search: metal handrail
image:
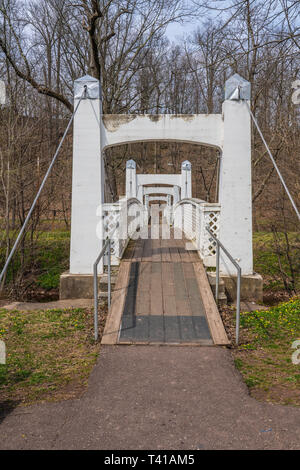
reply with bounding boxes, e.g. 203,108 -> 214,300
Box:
93,223 -> 118,341
206,226 -> 241,345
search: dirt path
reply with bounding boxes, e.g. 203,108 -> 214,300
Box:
0,345 -> 299,450
1,299 -> 93,311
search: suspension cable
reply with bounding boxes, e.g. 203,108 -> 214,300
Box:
0,87 -> 87,284
245,100 -> 300,222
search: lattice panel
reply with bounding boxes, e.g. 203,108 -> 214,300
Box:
103,210 -> 119,237
172,200 -> 220,264
103,209 -> 121,259
201,211 -> 220,257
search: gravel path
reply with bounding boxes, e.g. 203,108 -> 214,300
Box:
0,345 -> 299,450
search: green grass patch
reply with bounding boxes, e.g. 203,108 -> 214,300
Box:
0,307 -> 102,404
0,230 -> 70,292
253,232 -> 299,292
232,298 -> 300,406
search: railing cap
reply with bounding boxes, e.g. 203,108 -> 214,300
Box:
181,160 -> 192,171
126,159 -> 136,169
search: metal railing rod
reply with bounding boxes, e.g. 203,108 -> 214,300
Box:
93,238 -> 110,342
93,223 -> 119,342
107,239 -> 111,309
245,100 -> 300,222
206,226 -> 241,345
215,243 -> 220,303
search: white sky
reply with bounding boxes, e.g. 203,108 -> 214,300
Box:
166,19 -> 199,42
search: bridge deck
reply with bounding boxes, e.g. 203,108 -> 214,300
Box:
102,229 -> 229,346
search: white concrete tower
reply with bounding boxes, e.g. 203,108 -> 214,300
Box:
181,161 -> 192,199
219,74 -> 253,275
70,75 -> 104,274
126,159 -> 137,199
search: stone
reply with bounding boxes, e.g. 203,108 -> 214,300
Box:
211,272 -> 263,303
60,272 -> 116,300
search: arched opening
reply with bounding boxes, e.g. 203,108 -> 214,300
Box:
103,140 -> 221,204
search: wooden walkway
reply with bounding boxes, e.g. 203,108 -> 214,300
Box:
102,227 -> 229,346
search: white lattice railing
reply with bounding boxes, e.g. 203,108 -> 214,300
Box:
102,197 -> 148,265
173,199 -> 221,267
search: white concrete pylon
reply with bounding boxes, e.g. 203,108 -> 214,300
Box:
70,75 -> 104,274
126,159 -> 137,199
181,160 -> 192,199
219,73 -> 253,275
0,81 -> 5,105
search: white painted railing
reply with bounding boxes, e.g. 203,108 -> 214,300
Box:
172,199 -> 221,267
102,197 -> 148,265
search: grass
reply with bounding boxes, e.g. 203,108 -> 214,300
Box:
0,230 -> 70,296
34,231 -> 70,290
253,231 -> 300,294
224,298 -> 300,406
0,305 -> 107,405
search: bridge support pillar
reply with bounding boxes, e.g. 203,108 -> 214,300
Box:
181,161 -> 192,199
126,159 -> 137,199
219,74 -> 253,276
69,75 -> 104,275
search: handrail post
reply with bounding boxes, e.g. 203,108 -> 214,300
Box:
205,226 -> 241,346
216,243 -> 220,303
108,239 -> 111,309
93,263 -> 99,342
236,266 -> 241,345
93,226 -> 119,342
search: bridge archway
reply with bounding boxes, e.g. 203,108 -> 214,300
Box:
70,73 -> 253,276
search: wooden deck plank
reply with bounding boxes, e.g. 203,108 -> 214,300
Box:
122,239 -> 135,261
161,239 -> 171,262
161,262 -> 174,296
151,238 -> 161,262
137,261 -> 151,291
142,238 -> 152,262
169,239 -> 181,262
175,238 -> 191,263
163,295 -> 177,316
150,262 -> 163,315
187,247 -> 200,262
102,262 -> 131,345
182,262 -> 195,279
175,298 -> 192,317
136,289 -> 151,315
132,238 -> 144,262
193,262 -> 230,346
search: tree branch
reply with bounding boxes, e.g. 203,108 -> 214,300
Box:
0,37 -> 73,112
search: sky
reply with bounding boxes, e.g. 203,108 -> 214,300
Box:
166,19 -> 200,42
